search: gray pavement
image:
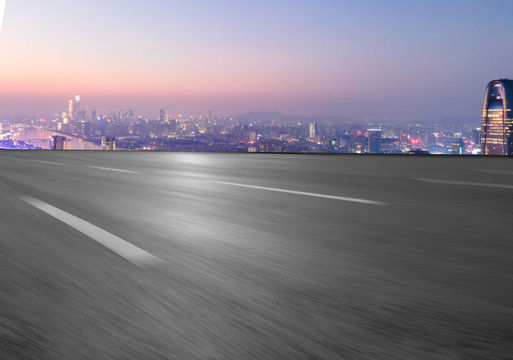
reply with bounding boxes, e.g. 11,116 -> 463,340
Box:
1,151 -> 512,359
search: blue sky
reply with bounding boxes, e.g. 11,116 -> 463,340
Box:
0,0 -> 512,120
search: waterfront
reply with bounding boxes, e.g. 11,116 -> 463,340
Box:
15,127 -> 102,150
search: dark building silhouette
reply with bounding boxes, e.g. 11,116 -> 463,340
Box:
407,149 -> 430,155
52,136 -> 66,150
481,79 -> 513,155
102,136 -> 116,150
367,129 -> 381,153
160,109 -> 165,123
472,128 -> 481,146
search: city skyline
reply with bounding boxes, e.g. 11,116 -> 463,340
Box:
1,90 -> 482,154
1,1 -> 513,120
0,91 -> 484,128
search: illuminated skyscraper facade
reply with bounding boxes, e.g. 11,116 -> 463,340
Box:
68,100 -> 74,121
309,122 -> 317,139
367,129 -> 381,153
74,94 -> 80,112
481,79 -> 513,155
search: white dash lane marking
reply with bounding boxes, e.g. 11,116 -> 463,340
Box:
211,181 -> 387,205
412,178 -> 513,189
84,166 -> 140,174
472,169 -> 513,175
21,196 -> 161,267
0,156 -> 28,162
32,160 -> 67,166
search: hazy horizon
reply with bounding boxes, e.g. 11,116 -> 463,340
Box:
1,0 -> 512,121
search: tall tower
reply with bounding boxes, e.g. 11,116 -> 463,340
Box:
73,94 -> 81,120
68,100 -> 74,121
367,129 -> 382,153
74,94 -> 80,110
309,122 -> 317,139
160,109 -> 165,123
481,79 -> 513,155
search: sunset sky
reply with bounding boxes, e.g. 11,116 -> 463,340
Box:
1,0 -> 512,120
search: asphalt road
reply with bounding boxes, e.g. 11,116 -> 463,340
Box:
1,151 -> 512,359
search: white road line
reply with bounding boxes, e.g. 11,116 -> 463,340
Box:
472,169 -> 513,175
412,178 -> 513,189
0,156 -> 28,162
211,181 -> 387,205
32,160 -> 67,166
21,196 -> 161,267
84,166 -> 140,174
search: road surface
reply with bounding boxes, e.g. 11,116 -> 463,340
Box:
1,151 -> 512,359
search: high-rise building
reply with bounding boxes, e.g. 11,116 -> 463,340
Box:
73,94 -> 81,121
169,119 -> 177,133
52,136 -> 66,150
472,128 -> 481,146
160,109 -> 165,123
68,100 -> 74,121
74,94 -> 80,110
481,79 -> 513,155
309,122 -> 317,139
367,129 -> 382,153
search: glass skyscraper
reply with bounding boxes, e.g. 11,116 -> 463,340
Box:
481,79 -> 513,155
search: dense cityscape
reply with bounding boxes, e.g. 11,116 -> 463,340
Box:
0,94 -> 482,154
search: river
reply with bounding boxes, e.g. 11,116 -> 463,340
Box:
15,127 -> 102,150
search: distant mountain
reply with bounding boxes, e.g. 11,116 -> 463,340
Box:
395,116 -> 481,127
233,111 -> 356,125
438,117 -> 481,127
231,111 -> 480,127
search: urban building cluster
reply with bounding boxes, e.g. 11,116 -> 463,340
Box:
2,78 -> 512,154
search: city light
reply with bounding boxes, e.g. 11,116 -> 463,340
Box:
0,93 -> 485,154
